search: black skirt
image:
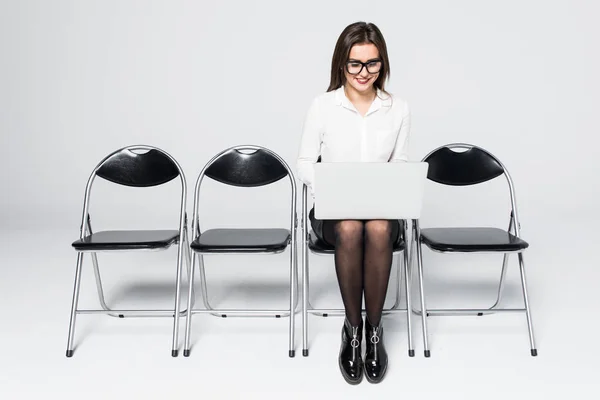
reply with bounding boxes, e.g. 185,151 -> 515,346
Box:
308,207 -> 402,247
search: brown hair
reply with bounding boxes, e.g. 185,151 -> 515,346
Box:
327,22 -> 391,94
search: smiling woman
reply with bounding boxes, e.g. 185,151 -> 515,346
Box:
327,22 -> 391,97
296,21 -> 411,385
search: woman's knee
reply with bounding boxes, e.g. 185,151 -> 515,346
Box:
365,220 -> 393,244
334,220 -> 364,245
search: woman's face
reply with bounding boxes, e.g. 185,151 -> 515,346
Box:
344,43 -> 381,94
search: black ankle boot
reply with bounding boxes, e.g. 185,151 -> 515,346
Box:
364,317 -> 388,383
339,318 -> 364,385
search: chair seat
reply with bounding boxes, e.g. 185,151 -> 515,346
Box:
72,230 -> 180,251
308,231 -> 334,254
308,231 -> 405,255
420,227 -> 529,252
191,228 -> 291,253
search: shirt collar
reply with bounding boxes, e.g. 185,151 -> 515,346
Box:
335,85 -> 392,115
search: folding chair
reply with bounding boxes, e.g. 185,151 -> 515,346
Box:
65,145 -> 191,357
412,143 -> 537,357
300,184 -> 415,358
183,145 -> 298,357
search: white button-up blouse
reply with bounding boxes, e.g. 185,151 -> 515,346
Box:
296,85 -> 411,196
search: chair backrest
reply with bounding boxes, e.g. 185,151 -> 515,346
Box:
96,147 -> 180,187
192,145 -> 296,235
422,145 -> 504,186
78,145 -> 186,237
421,143 -> 522,235
204,148 -> 288,187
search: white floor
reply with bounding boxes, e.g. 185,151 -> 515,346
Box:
1,223 -> 599,399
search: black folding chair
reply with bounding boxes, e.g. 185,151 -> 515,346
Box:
300,184 -> 415,358
65,145 -> 190,357
413,143 -> 537,357
182,145 -> 298,357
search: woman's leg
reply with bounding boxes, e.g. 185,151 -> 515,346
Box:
323,220 -> 364,326
323,219 -> 365,384
363,220 -> 395,325
362,220 -> 398,384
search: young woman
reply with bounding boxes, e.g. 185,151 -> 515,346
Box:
297,21 -> 411,385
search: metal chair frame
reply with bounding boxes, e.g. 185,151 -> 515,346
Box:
65,145 -> 192,358
183,145 -> 299,357
412,143 -> 537,357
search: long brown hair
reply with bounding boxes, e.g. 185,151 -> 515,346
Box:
327,22 -> 391,94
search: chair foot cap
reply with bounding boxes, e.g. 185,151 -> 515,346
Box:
289,350 -> 295,358
409,349 -> 415,357
66,350 -> 73,358
531,349 -> 538,357
183,349 -> 190,357
424,350 -> 431,358
302,349 -> 309,357
171,350 -> 178,357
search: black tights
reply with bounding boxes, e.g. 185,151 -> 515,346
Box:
323,220 -> 396,327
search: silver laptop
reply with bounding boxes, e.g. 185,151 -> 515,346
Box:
313,162 -> 429,220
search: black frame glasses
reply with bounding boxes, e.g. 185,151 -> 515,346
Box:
345,59 -> 382,75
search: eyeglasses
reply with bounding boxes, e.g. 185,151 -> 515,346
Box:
345,59 -> 382,75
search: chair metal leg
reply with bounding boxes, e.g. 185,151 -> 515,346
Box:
170,239 -> 186,357
292,274 -> 300,312
302,232 -> 309,357
518,253 -> 537,356
389,256 -> 402,310
183,231 -> 196,310
288,237 -> 297,357
183,252 -> 198,357
403,229 -> 415,357
66,253 -> 84,357
410,214 -> 512,317
406,214 -> 535,356
90,252 -> 121,317
197,254 -> 219,314
486,253 -> 509,311
193,247 -> 298,319
410,252 -> 511,318
87,213 -> 195,318
290,242 -> 301,314
87,216 -> 121,318
414,223 -> 430,357
409,233 -> 422,318
90,244 -> 194,318
483,214 -> 513,313
294,252 -> 301,312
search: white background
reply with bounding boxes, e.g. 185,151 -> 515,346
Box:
1,1 -> 599,398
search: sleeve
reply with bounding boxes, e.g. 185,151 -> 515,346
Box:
389,101 -> 411,162
296,97 -> 322,197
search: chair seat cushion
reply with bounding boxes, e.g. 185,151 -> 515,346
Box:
191,228 -> 291,253
308,231 -> 334,254
308,231 -> 405,254
72,230 -> 180,251
420,227 -> 529,252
